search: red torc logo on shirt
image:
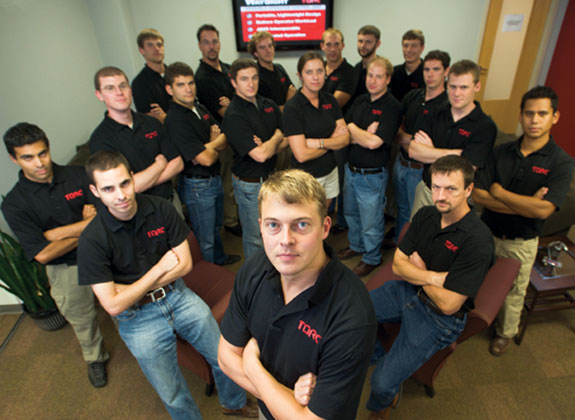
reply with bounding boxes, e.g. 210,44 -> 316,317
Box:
280,77 -> 286,83
202,114 -> 210,120
423,109 -> 429,115
532,166 -> 550,175
322,103 -> 333,110
444,240 -> 459,253
145,130 -> 158,139
372,109 -> 383,116
298,320 -> 322,344
264,107 -> 275,113
330,75 -> 339,81
147,226 -> 166,238
65,189 -> 83,201
458,128 -> 471,138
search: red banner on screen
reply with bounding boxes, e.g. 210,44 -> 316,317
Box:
240,5 -> 326,42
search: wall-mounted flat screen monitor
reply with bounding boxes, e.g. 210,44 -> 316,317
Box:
232,0 -> 334,51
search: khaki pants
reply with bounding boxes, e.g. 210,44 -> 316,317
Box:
410,180 -> 434,220
493,236 -> 539,338
220,146 -> 239,227
46,264 -> 108,363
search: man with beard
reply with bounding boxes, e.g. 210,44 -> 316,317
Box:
367,155 -> 494,420
351,25 -> 381,104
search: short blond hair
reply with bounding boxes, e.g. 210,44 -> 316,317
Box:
248,31 -> 275,56
322,28 -> 344,43
258,170 -> 327,219
367,56 -> 393,78
137,28 -> 164,48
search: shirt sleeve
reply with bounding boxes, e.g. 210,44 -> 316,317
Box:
77,222 -> 114,286
331,95 -> 344,121
374,101 -> 402,145
307,324 -> 376,419
282,100 -> 305,137
159,198 -> 190,248
222,112 -> 257,159
132,77 -> 154,114
335,66 -> 359,95
398,206 -> 429,256
220,264 -> 254,347
475,147 -> 498,190
196,78 -> 226,118
541,155 -> 574,210
165,116 -> 207,162
460,118 -> 497,169
157,125 -> 180,162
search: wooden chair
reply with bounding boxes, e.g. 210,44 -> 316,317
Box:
365,223 -> 520,397
176,231 -> 236,395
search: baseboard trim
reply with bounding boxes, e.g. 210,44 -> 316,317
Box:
0,304 -> 23,314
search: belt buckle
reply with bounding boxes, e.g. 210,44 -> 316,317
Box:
147,287 -> 167,303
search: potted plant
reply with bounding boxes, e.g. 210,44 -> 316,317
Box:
0,229 -> 67,331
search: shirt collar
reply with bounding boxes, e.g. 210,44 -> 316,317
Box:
99,194 -> 154,233
17,162 -> 64,192
102,110 -> 143,131
515,135 -> 557,157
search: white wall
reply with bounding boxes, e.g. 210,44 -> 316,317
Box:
0,0 -> 490,304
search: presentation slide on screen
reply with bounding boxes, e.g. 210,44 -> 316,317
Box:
240,3 -> 327,42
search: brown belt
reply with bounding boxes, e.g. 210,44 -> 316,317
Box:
137,282 -> 176,306
417,288 -> 465,319
238,175 -> 268,183
399,157 -> 424,170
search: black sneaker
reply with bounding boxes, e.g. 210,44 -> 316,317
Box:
219,254 -> 241,266
224,224 -> 243,237
88,361 -> 108,388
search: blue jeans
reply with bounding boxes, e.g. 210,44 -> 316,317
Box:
183,176 -> 226,264
343,165 -> 388,266
393,157 -> 423,242
367,281 -> 466,411
117,279 -> 246,420
232,176 -> 263,259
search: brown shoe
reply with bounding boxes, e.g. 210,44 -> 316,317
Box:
353,261 -> 379,277
368,390 -> 400,420
489,336 -> 512,356
221,398 -> 258,418
337,246 -> 362,260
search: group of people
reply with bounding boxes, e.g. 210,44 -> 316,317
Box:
1,20 -> 572,420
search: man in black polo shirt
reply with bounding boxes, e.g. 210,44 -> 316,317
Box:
131,28 -> 171,123
392,50 -> 450,246
218,169 -> 377,420
389,29 -> 425,102
195,23 -> 240,237
473,86 -> 573,356
321,28 -> 358,113
351,25 -> 381,105
77,151 -> 256,419
163,62 -> 240,266
248,31 -> 296,110
2,123 -> 108,388
367,156 -> 494,420
222,58 -> 286,259
90,66 -> 184,214
337,57 -> 401,277
409,59 -> 497,217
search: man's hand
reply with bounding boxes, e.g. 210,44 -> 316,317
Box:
82,204 -> 97,220
253,135 -> 263,146
210,124 -> 221,141
413,130 -> 433,145
288,85 -> 297,97
367,121 -> 379,134
533,186 -> 549,199
219,96 -> 231,108
149,103 -> 166,122
156,250 -> 179,274
409,251 -> 426,269
332,120 -> 348,137
294,372 -> 317,407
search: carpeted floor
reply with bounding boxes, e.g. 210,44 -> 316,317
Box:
1,228 -> 574,420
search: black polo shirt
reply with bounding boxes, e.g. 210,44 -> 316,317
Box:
322,59 -> 358,114
477,136 -> 573,240
390,62 -> 424,102
78,194 -> 190,286
400,206 -> 495,309
283,90 -> 342,177
257,62 -> 293,106
195,59 -> 234,122
351,61 -> 368,103
400,88 -> 448,162
419,101 -> 497,187
2,164 -> 95,265
131,64 -> 171,114
221,244 -> 377,420
164,101 -> 221,177
346,92 -> 401,168
90,111 -> 179,200
222,94 -> 283,178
